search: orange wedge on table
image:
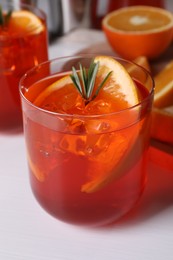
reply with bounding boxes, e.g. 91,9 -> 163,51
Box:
151,61 -> 173,144
151,107 -> 173,145
154,60 -> 173,108
28,56 -> 141,193
102,6 -> 173,59
128,56 -> 173,145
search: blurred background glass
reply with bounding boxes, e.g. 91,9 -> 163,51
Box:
10,0 -> 173,38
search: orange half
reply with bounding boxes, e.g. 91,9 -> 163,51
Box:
102,6 -> 173,59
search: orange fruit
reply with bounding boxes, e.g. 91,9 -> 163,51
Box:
151,60 -> 173,145
8,10 -> 44,35
154,60 -> 173,108
151,106 -> 173,145
102,6 -> 173,60
30,56 -> 141,193
124,55 -> 173,145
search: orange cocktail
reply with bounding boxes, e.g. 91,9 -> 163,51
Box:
20,55 -> 154,226
0,1 -> 48,131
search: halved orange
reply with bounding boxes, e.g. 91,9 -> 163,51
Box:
102,6 -> 173,59
30,56 -> 141,193
8,10 -> 44,35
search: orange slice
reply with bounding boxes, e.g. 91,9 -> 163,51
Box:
8,10 -> 44,35
31,56 -> 140,193
34,56 -> 139,113
126,56 -> 173,145
93,56 -> 138,107
102,6 -> 173,59
154,60 -> 173,108
122,55 -> 173,145
151,106 -> 173,145
27,152 -> 45,182
34,76 -> 72,107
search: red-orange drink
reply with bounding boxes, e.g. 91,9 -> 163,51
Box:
0,1 -> 48,131
20,55 -> 154,226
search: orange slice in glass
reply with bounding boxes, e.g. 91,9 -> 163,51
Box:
30,56 -> 140,192
8,10 -> 44,35
34,56 -> 139,113
92,56 -> 138,110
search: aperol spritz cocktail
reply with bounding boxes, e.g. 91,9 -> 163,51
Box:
0,1 -> 48,131
20,55 -> 154,226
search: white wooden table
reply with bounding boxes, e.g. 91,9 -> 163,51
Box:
0,29 -> 173,260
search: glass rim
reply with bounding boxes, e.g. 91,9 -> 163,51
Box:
19,54 -> 155,120
0,0 -> 46,39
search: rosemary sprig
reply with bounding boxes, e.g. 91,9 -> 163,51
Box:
70,60 -> 112,104
0,5 -> 13,27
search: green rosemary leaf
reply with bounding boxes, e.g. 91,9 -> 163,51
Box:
72,66 -> 83,94
70,59 -> 112,103
86,62 -> 99,99
70,74 -> 82,95
79,63 -> 87,99
0,6 -> 4,26
87,60 -> 95,90
83,67 -> 87,91
93,71 -> 112,99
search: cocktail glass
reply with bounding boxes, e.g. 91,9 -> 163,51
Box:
0,0 -> 48,131
19,55 -> 154,226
